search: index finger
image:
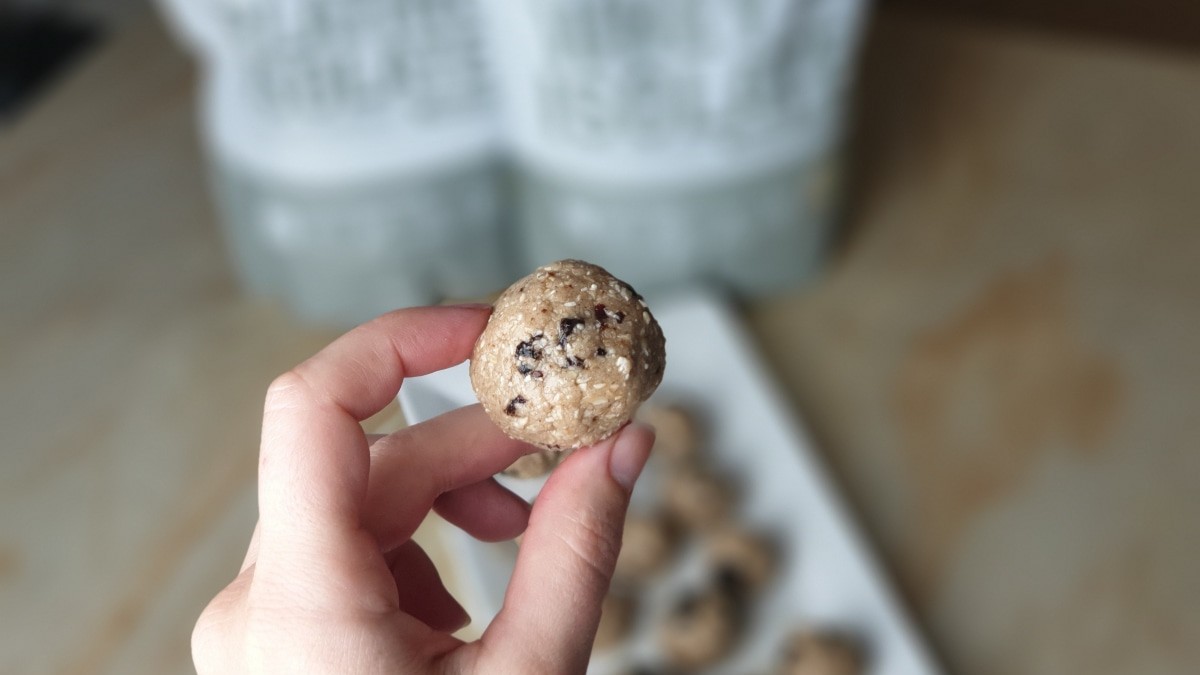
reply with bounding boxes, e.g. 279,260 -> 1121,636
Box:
255,305 -> 490,571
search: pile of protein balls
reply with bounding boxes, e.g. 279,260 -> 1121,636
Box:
502,404 -> 863,675
609,404 -> 862,675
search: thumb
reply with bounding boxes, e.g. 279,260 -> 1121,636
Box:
476,423 -> 654,675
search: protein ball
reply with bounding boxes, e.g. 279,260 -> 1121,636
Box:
470,260 -> 666,450
775,630 -> 863,675
706,526 -> 778,591
658,586 -> 742,669
662,464 -> 736,530
502,448 -> 568,479
614,512 -> 679,580
639,404 -> 701,464
593,591 -> 637,652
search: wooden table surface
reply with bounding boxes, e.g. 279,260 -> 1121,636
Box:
2,8 -> 1197,675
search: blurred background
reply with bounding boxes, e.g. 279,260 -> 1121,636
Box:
2,0 -> 1198,673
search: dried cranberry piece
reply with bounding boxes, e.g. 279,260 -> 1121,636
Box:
515,340 -> 542,360
558,317 -> 585,346
504,396 -> 527,416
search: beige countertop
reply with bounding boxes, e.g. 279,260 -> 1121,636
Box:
1,9 -> 1197,675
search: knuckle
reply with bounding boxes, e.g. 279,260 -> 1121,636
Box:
191,595 -> 232,674
264,370 -> 309,413
556,504 -> 622,586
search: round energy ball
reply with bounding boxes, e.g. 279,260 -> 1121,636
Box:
706,526 -> 778,591
470,260 -> 666,450
663,464 -> 736,530
593,591 -> 637,652
614,512 -> 679,580
658,586 -> 742,669
501,448 -> 564,479
775,630 -> 862,675
638,404 -> 701,464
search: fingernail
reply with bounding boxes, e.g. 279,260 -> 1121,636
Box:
609,422 -> 653,491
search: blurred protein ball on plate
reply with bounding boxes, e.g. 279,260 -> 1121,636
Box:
639,403 -> 702,465
658,583 -> 743,669
662,463 -> 737,530
593,591 -> 637,652
706,525 -> 779,592
614,512 -> 681,581
775,629 -> 864,675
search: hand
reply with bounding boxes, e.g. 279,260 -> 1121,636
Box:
192,305 -> 654,674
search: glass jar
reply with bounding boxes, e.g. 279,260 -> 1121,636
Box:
160,0 -> 509,325
480,0 -> 867,294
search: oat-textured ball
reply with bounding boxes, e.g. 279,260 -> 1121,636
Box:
658,586 -> 742,669
663,464 -> 736,530
502,448 -> 567,479
593,591 -> 637,652
471,260 -> 666,450
638,404 -> 701,464
775,630 -> 862,675
614,512 -> 679,580
706,526 -> 778,591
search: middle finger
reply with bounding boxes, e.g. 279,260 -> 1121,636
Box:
364,405 -> 535,549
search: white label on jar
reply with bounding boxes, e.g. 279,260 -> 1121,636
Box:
480,0 -> 866,183
162,0 -> 498,181
215,0 -> 489,125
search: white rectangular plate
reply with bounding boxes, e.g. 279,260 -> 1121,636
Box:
400,291 -> 942,675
